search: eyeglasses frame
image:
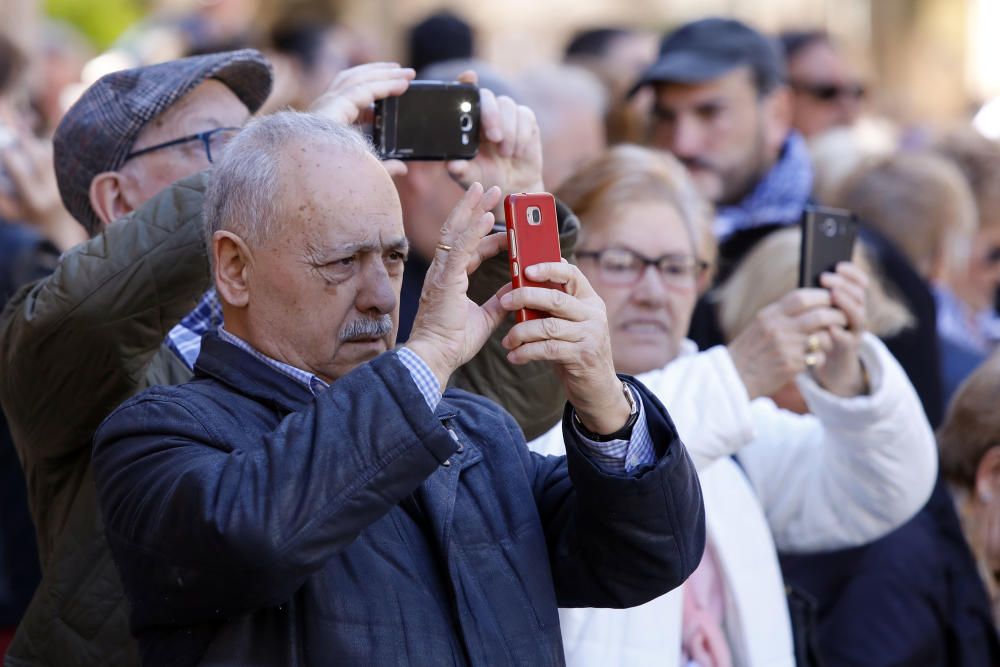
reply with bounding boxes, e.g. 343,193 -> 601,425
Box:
122,126 -> 242,164
576,247 -> 710,286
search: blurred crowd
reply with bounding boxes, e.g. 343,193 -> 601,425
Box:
1,2 -> 1000,666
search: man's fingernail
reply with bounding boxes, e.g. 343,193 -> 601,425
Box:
501,293 -> 513,306
488,129 -> 503,142
524,265 -> 539,278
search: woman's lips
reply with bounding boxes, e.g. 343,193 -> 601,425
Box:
619,319 -> 669,335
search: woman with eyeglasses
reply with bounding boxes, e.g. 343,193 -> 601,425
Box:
525,145 -> 937,667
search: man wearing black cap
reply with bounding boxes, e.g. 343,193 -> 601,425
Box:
633,16 -> 944,422
0,50 -> 274,667
633,17 -> 809,277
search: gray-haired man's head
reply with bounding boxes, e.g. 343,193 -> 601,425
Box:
206,110 -> 407,383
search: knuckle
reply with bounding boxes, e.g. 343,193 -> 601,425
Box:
541,317 -> 561,338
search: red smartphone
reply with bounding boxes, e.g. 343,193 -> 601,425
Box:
504,192 -> 564,323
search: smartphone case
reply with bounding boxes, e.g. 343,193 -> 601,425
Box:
799,206 -> 859,288
505,193 -> 563,323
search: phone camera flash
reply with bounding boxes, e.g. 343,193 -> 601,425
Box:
460,101 -> 472,113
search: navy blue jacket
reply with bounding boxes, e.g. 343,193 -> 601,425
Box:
93,334 -> 705,666
781,477 -> 1000,666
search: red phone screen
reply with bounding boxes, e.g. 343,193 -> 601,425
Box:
504,193 -> 563,323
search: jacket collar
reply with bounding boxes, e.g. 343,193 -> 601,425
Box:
195,333 -> 474,428
194,332 -> 315,413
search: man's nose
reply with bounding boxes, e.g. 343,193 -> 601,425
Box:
357,261 -> 398,315
669,114 -> 706,160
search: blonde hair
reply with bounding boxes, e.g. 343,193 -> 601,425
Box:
833,152 -> 977,281
714,226 -> 913,341
808,121 -> 897,205
932,127 -> 1000,231
938,351 -> 1000,489
555,144 -> 715,270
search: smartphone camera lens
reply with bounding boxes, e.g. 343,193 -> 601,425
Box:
459,113 -> 474,132
527,206 -> 542,225
821,217 -> 838,238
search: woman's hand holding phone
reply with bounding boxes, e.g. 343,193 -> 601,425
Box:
499,261 -> 631,436
813,261 -> 869,397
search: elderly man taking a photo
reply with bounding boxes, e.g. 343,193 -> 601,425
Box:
91,112 -> 705,666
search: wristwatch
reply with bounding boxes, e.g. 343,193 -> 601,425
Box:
573,380 -> 640,442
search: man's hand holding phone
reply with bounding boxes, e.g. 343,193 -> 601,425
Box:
310,62 -> 415,176
446,71 -> 545,213
405,183 -> 510,390
499,261 -> 631,437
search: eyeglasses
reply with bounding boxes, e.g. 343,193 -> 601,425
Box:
790,81 -> 866,103
576,247 -> 709,287
123,126 -> 241,164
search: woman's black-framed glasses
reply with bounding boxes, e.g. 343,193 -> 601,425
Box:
123,127 -> 242,164
576,247 -> 709,287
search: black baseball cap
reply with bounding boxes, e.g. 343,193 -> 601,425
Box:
54,49 -> 273,234
629,18 -> 785,97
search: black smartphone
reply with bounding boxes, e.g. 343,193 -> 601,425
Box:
799,206 -> 859,288
372,81 -> 480,161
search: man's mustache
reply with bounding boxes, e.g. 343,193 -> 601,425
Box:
340,315 -> 393,342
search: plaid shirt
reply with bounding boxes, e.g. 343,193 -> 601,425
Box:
167,288 -> 223,370
215,328 -> 653,474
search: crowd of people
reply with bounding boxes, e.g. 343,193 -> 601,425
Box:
1,4 -> 999,667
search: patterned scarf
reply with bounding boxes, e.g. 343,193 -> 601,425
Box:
714,132 -> 813,241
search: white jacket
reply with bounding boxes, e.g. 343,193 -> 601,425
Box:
530,334 -> 937,667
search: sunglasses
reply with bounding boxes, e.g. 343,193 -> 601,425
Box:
790,81 -> 866,102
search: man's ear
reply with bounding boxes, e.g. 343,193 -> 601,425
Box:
974,445 -> 1000,504
213,230 -> 252,308
89,171 -> 136,227
761,86 -> 793,155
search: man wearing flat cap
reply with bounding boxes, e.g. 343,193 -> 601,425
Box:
0,51 -> 419,666
0,47 -> 609,665
0,49 -> 274,667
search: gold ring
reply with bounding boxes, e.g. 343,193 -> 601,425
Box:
804,352 -> 819,368
806,334 -> 821,354
436,242 -> 453,252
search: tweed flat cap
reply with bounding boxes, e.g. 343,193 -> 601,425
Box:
54,48 -> 273,233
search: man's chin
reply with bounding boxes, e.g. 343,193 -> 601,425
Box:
327,339 -> 391,381
341,338 -> 389,356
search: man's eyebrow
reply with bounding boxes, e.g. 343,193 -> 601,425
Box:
309,237 -> 410,261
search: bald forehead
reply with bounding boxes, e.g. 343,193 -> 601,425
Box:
278,138 -> 403,240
